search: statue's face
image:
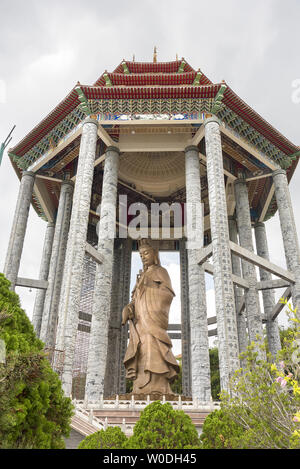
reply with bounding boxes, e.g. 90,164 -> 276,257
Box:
139,246 -> 155,269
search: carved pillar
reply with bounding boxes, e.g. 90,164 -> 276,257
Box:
185,145 -> 211,401
57,118 -> 98,396
272,169 -> 300,313
118,238 -> 132,395
85,146 -> 120,401
32,221 -> 55,337
4,171 -> 35,290
254,222 -> 281,358
179,239 -> 191,397
228,216 -> 248,356
40,180 -> 74,348
234,178 -> 265,357
204,116 -> 240,391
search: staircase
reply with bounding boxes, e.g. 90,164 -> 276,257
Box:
70,397 -> 220,438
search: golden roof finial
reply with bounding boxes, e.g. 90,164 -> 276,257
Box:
133,54 -> 135,62
176,53 -> 178,61
153,46 -> 157,63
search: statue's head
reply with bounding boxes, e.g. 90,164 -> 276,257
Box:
138,239 -> 161,269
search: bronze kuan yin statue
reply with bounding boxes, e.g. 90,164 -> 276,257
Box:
122,239 -> 179,395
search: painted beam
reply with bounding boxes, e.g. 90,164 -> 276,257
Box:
97,125 -> 117,148
35,174 -> 63,183
271,287 -> 292,321
16,277 -> 48,290
27,126 -> 82,173
259,186 -> 275,222
221,125 -> 280,172
245,173 -> 273,182
85,242 -> 105,264
229,241 -> 295,283
196,244 -> 213,265
33,177 -> 56,222
190,125 -> 205,146
256,278 -> 291,290
203,261 -> 250,289
199,152 -> 236,180
238,296 -> 245,315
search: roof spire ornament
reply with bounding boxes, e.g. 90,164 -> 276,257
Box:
0,125 -> 15,166
153,46 -> 157,63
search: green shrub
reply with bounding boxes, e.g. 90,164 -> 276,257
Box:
220,299 -> 300,450
125,401 -> 201,449
0,274 -> 73,449
209,347 -> 220,400
200,409 -> 245,449
78,427 -> 127,449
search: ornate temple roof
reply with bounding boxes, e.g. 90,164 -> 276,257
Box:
7,57 -> 300,224
9,58 -> 299,163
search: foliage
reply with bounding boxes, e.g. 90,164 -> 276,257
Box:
125,401 -> 201,449
0,274 -> 73,449
209,347 -> 220,400
126,378 -> 133,394
219,299 -> 300,449
170,357 -> 182,395
78,426 -> 127,449
200,408 -> 245,449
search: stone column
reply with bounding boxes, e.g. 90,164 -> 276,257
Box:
4,171 -> 35,290
272,169 -> 300,313
179,239 -> 191,397
104,239 -> 123,396
185,145 -> 211,402
57,118 -> 98,396
204,116 -> 240,391
234,178 -> 265,354
118,238 -> 132,395
228,216 -> 248,356
254,222 -> 281,358
85,146 -> 120,401
32,221 -> 55,337
104,238 -> 133,396
39,180 -> 74,349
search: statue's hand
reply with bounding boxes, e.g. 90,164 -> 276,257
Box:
122,303 -> 134,325
127,368 -> 137,380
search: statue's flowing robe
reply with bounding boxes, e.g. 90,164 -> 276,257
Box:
123,264 -> 179,393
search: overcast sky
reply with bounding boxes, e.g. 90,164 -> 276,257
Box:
0,0 -> 299,350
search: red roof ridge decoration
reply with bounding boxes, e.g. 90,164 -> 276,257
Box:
9,58 -> 299,163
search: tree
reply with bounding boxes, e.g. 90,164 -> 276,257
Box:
78,427 -> 127,449
0,274 -> 73,449
170,356 -> 182,395
219,300 -> 300,449
125,401 -> 201,449
200,408 -> 245,449
209,347 -> 220,400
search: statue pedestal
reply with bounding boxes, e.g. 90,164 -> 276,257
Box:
69,395 -> 220,441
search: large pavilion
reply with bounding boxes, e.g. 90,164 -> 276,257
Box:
4,55 -> 300,403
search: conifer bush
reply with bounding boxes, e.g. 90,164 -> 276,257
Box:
78,426 -> 127,449
125,401 -> 201,449
200,408 -> 245,449
0,274 -> 73,449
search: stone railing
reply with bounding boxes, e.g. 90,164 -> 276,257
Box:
72,395 -> 220,412
74,403 -> 105,430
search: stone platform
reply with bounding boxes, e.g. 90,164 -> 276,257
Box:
69,394 -> 220,444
